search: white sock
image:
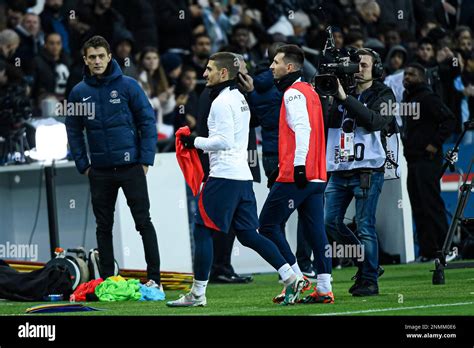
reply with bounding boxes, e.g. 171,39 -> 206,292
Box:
278,264 -> 296,285
191,279 -> 208,297
316,273 -> 332,293
291,262 -> 303,277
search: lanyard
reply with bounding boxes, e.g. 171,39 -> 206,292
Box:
340,93 -> 364,130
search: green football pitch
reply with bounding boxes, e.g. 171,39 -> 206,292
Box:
1,262 -> 474,316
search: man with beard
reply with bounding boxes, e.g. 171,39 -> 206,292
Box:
184,34 -> 212,96
402,63 -> 456,262
258,44 -> 334,304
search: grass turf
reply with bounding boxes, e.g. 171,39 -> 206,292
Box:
1,262 -> 474,316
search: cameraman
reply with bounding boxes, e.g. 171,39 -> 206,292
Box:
324,48 -> 395,297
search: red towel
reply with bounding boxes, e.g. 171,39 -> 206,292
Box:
175,126 -> 204,196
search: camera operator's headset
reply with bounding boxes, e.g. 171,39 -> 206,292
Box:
359,48 -> 384,80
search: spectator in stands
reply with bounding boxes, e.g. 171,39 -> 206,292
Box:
112,32 -> 138,79
384,45 -> 409,124
376,0 -> 415,36
32,32 -> 71,104
453,51 -> 474,142
433,0 -> 474,32
173,66 -> 198,132
137,46 -> 176,140
355,0 -> 380,39
419,21 -> 438,39
332,26 -> 344,50
201,1 -> 230,53
152,0 -> 194,54
0,29 -> 23,81
160,52 -> 183,88
384,45 -> 408,76
5,0 -> 27,30
14,13 -> 44,76
380,24 -> 402,52
287,10 -> 312,47
454,26 -> 473,61
112,0 -> 158,52
184,33 -> 212,96
40,0 -> 71,55
71,0 -> 125,50
402,63 -> 456,262
345,30 -> 365,50
0,59 -> 31,147
0,29 -> 20,66
222,24 -> 260,73
160,52 -> 183,137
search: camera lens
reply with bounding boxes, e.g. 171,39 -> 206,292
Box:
314,75 -> 338,96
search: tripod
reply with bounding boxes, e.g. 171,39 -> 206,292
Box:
432,120 -> 474,284
0,127 -> 32,165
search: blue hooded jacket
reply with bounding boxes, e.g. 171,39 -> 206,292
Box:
65,59 -> 156,174
247,68 -> 282,154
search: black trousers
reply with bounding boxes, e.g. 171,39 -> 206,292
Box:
407,156 -> 449,259
210,229 -> 236,277
262,154 -> 314,271
89,163 -> 161,283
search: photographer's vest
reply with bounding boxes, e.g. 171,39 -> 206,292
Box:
326,93 -> 387,173
277,82 -> 327,182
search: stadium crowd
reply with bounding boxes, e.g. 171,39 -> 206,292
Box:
0,0 -> 473,141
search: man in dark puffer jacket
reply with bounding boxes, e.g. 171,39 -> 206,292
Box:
65,36 -> 162,290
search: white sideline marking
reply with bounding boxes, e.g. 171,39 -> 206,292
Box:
163,301 -> 474,316
313,301 -> 474,316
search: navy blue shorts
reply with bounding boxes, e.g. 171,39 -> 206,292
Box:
195,177 -> 259,233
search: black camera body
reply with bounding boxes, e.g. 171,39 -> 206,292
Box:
313,27 -> 360,96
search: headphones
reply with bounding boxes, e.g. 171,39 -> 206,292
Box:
361,48 -> 384,79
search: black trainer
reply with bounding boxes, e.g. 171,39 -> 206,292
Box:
210,273 -> 253,284
348,266 -> 384,294
351,279 -> 379,296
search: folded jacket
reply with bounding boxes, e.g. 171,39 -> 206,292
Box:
175,126 -> 204,196
94,276 -> 141,302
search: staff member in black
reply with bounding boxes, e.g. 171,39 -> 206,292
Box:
402,62 -> 456,262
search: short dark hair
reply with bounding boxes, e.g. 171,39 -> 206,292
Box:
275,44 -> 304,69
418,37 -> 434,47
405,62 -> 426,79
193,33 -> 211,45
83,35 -> 111,56
181,65 -> 196,75
268,42 -> 285,63
232,23 -> 250,36
208,52 -> 239,79
345,30 -> 364,46
357,48 -> 377,63
45,32 -> 61,43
